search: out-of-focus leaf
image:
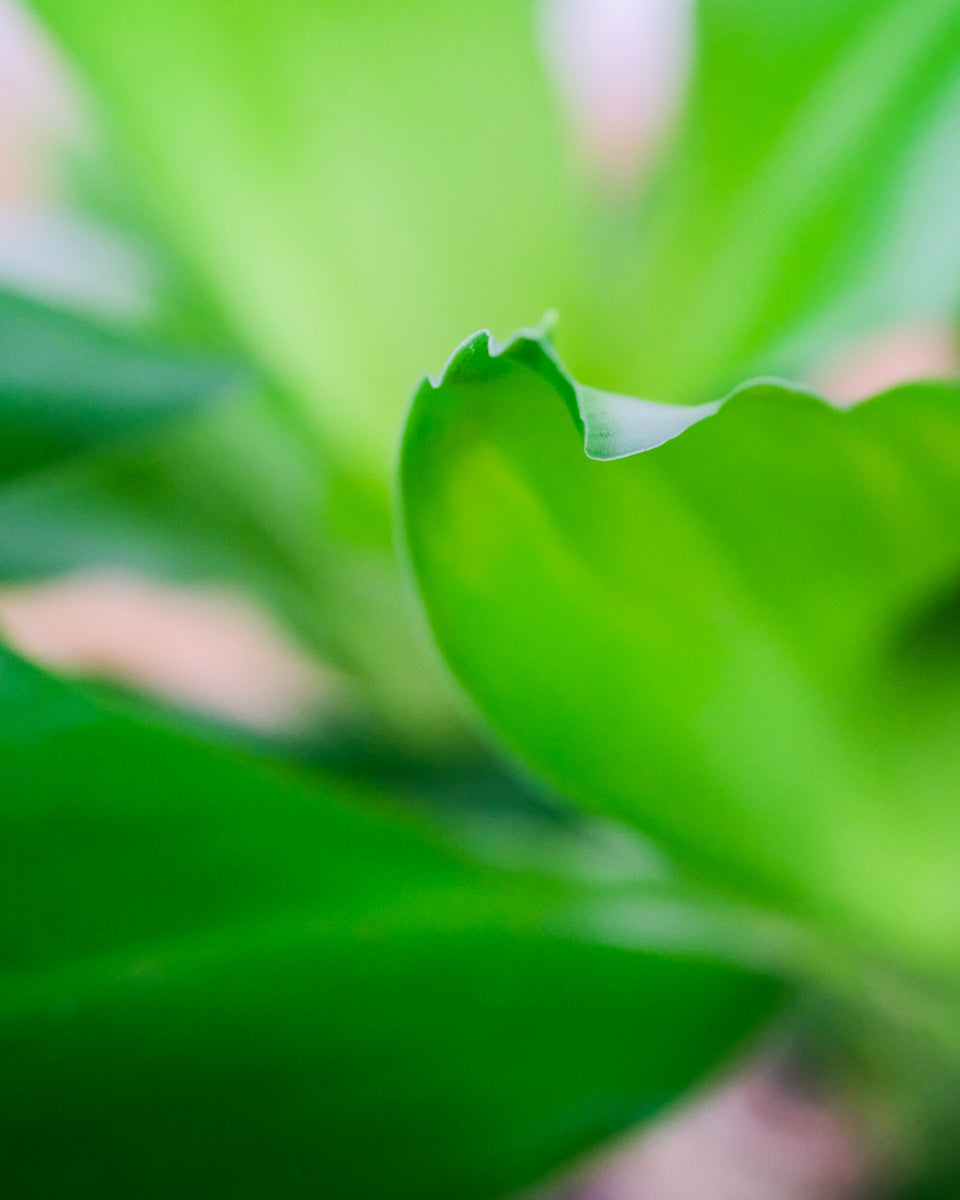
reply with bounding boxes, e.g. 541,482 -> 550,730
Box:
0,282 -> 453,745
893,1183 -> 960,1199
0,644 -> 778,1200
565,0 -> 960,399
0,389 -> 471,750
0,391 -> 324,622
29,0 -> 575,486
0,287 -> 246,484
400,328 -> 960,975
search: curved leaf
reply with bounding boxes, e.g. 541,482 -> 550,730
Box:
0,645 -> 778,1199
400,328 -> 960,973
31,0 -> 960,477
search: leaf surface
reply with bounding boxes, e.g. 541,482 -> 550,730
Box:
401,329 -> 960,972
0,645 -> 777,1199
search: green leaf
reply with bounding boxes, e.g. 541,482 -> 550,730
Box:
565,0 -> 960,400
0,305 -> 466,749
0,644 -> 777,1199
0,387 -> 477,750
29,0 -> 575,485
0,288 -> 246,485
0,389 -> 326,631
400,328 -> 960,975
893,1183 -> 960,1199
32,0 -> 960,480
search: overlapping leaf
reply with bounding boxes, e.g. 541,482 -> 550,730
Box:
33,0 -> 960,477
0,287 -> 244,484
0,644 -> 778,1199
401,329 -> 960,974
29,0 -> 960,746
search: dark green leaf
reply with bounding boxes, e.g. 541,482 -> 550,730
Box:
0,386 -> 474,749
0,645 -> 777,1199
400,328 -> 960,973
0,288 -> 246,484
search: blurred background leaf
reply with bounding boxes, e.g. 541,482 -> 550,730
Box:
27,0 -> 580,498
0,285 -> 245,482
0,276 -> 466,752
565,0 -> 960,400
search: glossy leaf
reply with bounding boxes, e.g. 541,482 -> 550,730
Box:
401,329 -> 960,974
0,287 -> 245,484
565,0 -> 960,400
0,644 -> 777,1199
29,0 -> 576,484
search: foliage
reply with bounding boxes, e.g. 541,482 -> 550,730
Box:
401,328 -> 960,975
4,0 -> 960,1195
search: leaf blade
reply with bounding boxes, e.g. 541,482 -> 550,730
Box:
0,645 -> 778,1199
401,328 -> 960,972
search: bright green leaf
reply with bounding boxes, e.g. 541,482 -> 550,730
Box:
31,0 -> 960,480
400,328 -> 960,976
0,288 -> 245,485
29,0 -> 575,484
0,645 -> 777,1199
565,0 -> 960,400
